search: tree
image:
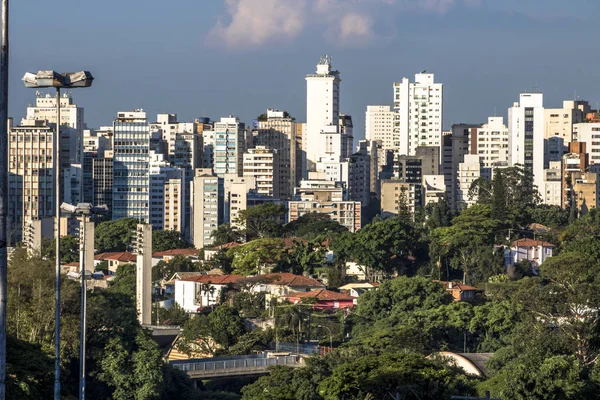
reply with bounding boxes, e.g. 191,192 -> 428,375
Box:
152,255 -> 199,282
60,234 -> 80,263
152,230 -> 188,252
227,239 -> 288,275
95,218 -> 138,252
284,213 -> 347,241
210,223 -> 242,245
491,170 -> 508,221
235,203 -> 286,240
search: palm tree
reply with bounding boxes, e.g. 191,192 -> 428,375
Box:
210,223 -> 242,245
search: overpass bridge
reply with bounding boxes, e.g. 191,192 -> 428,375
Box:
171,353 -> 301,379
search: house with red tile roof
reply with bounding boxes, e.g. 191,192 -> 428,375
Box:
280,289 -> 356,310
506,238 -> 555,270
242,272 -> 326,299
152,248 -> 199,263
174,274 -> 244,313
94,252 -> 137,274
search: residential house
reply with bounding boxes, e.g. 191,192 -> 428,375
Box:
280,289 -> 356,310
438,281 -> 478,302
505,238 -> 555,270
244,273 -> 325,302
94,252 -> 137,275
338,282 -> 380,299
152,248 -> 200,265
203,242 -> 241,261
174,274 -> 244,313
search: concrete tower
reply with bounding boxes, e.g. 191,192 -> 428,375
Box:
135,224 -> 152,326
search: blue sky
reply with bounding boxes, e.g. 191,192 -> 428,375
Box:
9,0 -> 600,139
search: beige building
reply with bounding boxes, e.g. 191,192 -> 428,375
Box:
243,146 -> 280,198
544,100 -> 589,142
190,169 -> 221,250
164,177 -> 184,232
295,123 -> 305,183
542,161 -> 562,207
365,105 -> 395,150
294,179 -> 345,202
8,118 -> 71,242
476,117 -> 509,169
255,109 -> 296,199
288,201 -> 361,232
380,179 -> 416,218
572,172 -> 600,215
224,175 -> 256,228
573,122 -> 600,166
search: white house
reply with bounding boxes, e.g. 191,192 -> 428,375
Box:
174,274 -> 244,313
505,238 -> 555,270
243,273 -> 325,303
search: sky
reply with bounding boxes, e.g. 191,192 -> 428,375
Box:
8,0 -> 600,140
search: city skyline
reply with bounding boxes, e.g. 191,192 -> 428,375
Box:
8,0 -> 600,136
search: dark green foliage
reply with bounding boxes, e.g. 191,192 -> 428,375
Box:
152,254 -> 200,281
152,229 -> 189,252
95,218 -> 138,252
235,203 -> 287,240
211,223 -> 243,245
284,213 -> 347,241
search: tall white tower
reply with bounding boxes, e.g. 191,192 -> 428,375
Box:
135,224 -> 153,326
305,55 -> 341,172
393,73 -> 443,157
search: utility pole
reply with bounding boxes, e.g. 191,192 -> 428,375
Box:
0,1 -> 9,398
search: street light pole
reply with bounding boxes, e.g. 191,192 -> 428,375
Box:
317,325 -> 333,350
0,1 -> 8,398
53,86 -> 61,400
78,214 -> 87,400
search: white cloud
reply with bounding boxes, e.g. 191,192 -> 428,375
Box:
207,0 -> 479,49
206,0 -> 306,48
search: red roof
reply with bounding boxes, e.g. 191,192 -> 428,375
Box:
436,281 -> 478,292
253,273 -> 325,288
152,248 -> 198,257
64,261 -> 79,267
281,289 -> 355,301
512,238 -> 555,248
180,274 -> 244,285
95,252 -> 137,262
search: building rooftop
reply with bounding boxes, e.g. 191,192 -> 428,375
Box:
152,248 -> 198,258
247,273 -> 324,288
281,289 -> 355,301
95,252 -> 137,263
512,238 -> 555,248
180,274 -> 244,285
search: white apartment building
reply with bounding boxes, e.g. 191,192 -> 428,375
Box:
365,105 -> 395,150
574,123 -> 600,165
202,128 -> 215,169
393,73 -> 443,156
508,93 -> 545,198
476,117 -> 509,169
26,91 -> 84,164
542,161 -> 562,207
423,175 -> 446,206
305,55 -> 341,171
214,116 -> 245,177
190,169 -> 222,250
255,109 -> 296,199
457,154 -> 482,209
243,146 -> 280,198
223,174 -> 256,225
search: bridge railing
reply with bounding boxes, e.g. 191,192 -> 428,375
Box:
172,355 -> 298,375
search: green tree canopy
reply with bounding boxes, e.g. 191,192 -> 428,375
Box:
235,203 -> 286,240
95,218 -> 138,253
152,230 -> 189,252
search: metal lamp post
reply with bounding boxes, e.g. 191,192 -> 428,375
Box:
22,71 -> 93,400
60,202 -> 106,400
317,324 -> 333,350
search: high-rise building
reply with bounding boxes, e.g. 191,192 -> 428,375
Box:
422,175 -> 446,206
393,73 -> 443,157
476,117 -> 509,170
255,109 -> 296,199
457,154 -> 482,209
112,110 -> 151,222
202,127 -> 215,170
93,151 -> 113,213
149,152 -> 185,232
223,174 -> 256,224
380,180 -> 417,218
508,93 -> 545,198
542,161 -> 562,207
544,100 -> 590,143
25,91 -> 84,164
573,123 -> 600,166
365,105 -> 395,150
214,116 -> 245,177
288,201 -> 361,232
243,146 -> 280,198
296,123 -> 306,182
305,55 -> 341,171
339,114 -> 354,160
190,169 -> 223,249
8,118 -> 71,241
